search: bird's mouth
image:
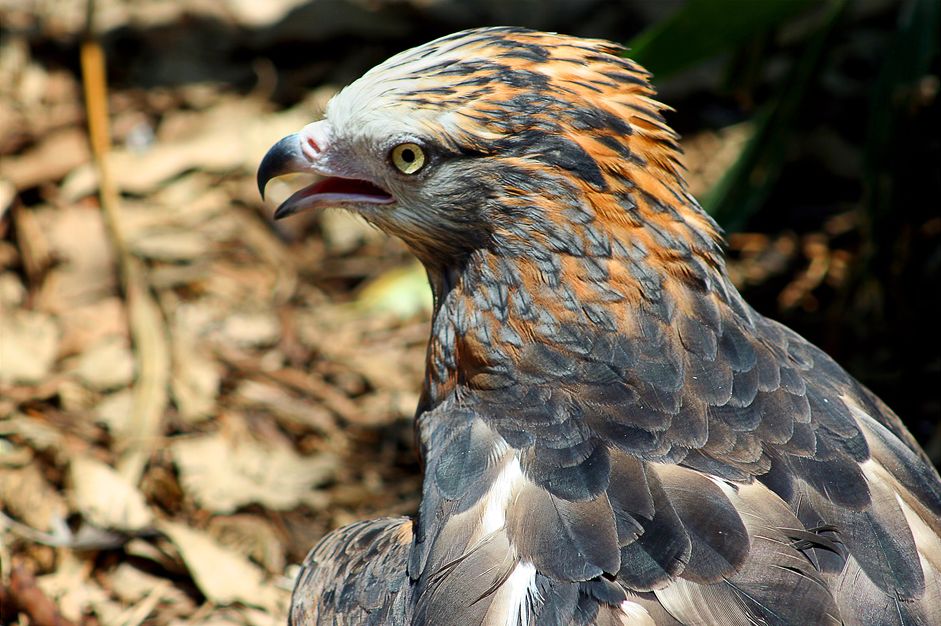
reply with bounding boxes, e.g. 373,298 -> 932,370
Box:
271,175 -> 394,220
257,121 -> 394,219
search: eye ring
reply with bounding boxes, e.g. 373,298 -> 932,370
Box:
390,142 -> 426,175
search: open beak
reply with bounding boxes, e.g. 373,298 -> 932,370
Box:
257,121 -> 394,220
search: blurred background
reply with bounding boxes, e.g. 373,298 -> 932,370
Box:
1,0 -> 938,624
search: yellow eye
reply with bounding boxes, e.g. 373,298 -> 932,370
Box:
390,143 -> 426,174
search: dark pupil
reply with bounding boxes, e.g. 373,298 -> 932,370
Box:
401,148 -> 415,163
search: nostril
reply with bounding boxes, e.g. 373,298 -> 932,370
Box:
301,135 -> 321,161
299,121 -> 330,162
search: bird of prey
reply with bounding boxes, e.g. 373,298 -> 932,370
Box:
258,27 -> 941,626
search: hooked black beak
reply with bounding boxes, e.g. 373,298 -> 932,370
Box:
257,133 -> 306,204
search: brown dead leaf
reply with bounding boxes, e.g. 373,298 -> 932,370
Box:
171,429 -> 336,514
93,389 -> 134,436
207,514 -> 285,575
124,538 -> 187,576
108,561 -> 191,610
131,229 -> 209,262
217,311 -> 280,348
232,380 -> 334,433
357,390 -> 419,427
0,439 -> 32,466
319,209 -> 382,255
0,309 -> 59,384
0,127 -> 90,190
63,103 -> 313,197
34,206 -> 116,313
170,331 -> 220,424
107,579 -> 173,626
0,272 -> 26,308
157,520 -> 283,609
341,344 -> 422,393
0,462 -> 69,532
0,178 -> 14,213
37,551 -> 118,624
56,297 -> 127,358
680,121 -> 752,199
240,605 -> 289,626
69,456 -> 154,532
56,379 -> 100,412
0,413 -> 67,460
72,337 -> 135,391
12,201 -> 54,286
5,563 -> 78,626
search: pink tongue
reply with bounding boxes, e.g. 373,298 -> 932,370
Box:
311,177 -> 392,200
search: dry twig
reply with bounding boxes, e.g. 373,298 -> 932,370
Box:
79,0 -> 170,485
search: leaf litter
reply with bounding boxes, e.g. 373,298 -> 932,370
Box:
1,6 -> 429,624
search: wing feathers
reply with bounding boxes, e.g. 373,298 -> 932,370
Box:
653,465 -> 749,584
522,439 -> 611,501
290,517 -> 413,626
654,480 -> 841,626
404,310 -> 941,624
507,483 -> 621,580
414,531 -> 518,626
616,464 -> 691,591
807,463 -> 925,599
435,417 -> 505,501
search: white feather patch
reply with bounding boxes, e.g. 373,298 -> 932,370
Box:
619,600 -> 656,625
500,561 -> 537,626
479,455 -> 524,536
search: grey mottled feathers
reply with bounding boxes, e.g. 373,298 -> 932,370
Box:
401,281 -> 941,625
291,290 -> 941,625
290,518 -> 413,626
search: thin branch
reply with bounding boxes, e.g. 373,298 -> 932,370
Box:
80,2 -> 170,485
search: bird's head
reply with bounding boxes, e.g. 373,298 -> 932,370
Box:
259,26 -> 723,283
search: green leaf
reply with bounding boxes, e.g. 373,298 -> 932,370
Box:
863,0 -> 941,223
628,0 -> 817,78
702,0 -> 849,231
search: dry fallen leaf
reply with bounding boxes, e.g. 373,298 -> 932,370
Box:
57,378 -> 100,413
93,388 -> 134,436
37,551 -> 119,624
217,311 -> 280,349
0,272 -> 26,307
0,309 -> 59,384
72,336 -> 136,391
0,413 -> 67,460
107,561 -> 192,611
319,209 -> 381,254
170,332 -> 221,424
0,461 -> 69,532
0,126 -> 90,190
35,205 -> 116,312
69,456 -> 154,532
62,103 -> 314,197
55,297 -> 127,357
157,519 -> 283,609
233,380 -> 334,433
131,229 -> 209,262
208,514 -> 286,575
171,429 -> 336,514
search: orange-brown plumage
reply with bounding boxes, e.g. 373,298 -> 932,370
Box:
259,27 -> 941,626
